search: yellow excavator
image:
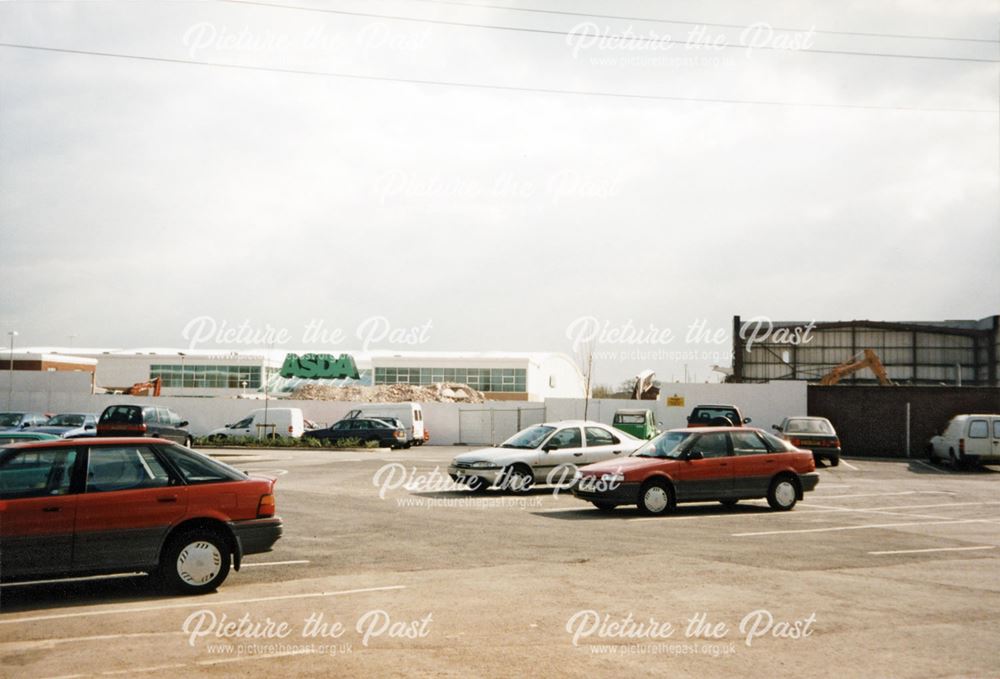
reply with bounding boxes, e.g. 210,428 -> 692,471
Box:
819,349 -> 894,386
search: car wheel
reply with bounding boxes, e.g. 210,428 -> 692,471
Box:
161,529 -> 231,594
829,455 -> 840,467
719,499 -> 738,507
592,501 -> 617,512
638,480 -> 673,515
501,464 -> 534,493
767,476 -> 798,511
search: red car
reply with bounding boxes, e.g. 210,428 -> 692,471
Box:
0,437 -> 281,593
572,427 -> 818,514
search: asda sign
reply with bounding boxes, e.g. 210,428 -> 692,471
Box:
279,353 -> 360,380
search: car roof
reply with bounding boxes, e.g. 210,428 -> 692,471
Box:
785,415 -> 830,421
614,409 -> 650,415
539,420 -> 613,427
691,404 -> 739,409
1,437 -> 174,450
669,426 -> 764,434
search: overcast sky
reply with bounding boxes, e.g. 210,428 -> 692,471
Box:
1,0 -> 997,385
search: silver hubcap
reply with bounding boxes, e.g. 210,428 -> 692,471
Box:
644,486 -> 669,513
177,541 -> 222,586
775,481 -> 796,507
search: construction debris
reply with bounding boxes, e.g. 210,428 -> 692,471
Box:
290,382 -> 486,403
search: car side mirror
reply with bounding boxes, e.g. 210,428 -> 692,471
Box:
179,420 -> 189,428
20,422 -> 31,429
85,423 -> 95,430
772,424 -> 781,432
685,450 -> 704,461
542,445 -> 557,453
743,417 -> 752,424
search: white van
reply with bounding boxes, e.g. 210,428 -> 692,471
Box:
929,414 -> 1000,468
346,402 -> 425,445
207,407 -> 308,440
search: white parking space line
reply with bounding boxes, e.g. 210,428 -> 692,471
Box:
805,503 -> 949,520
2,632 -> 185,652
101,664 -> 186,675
0,585 -> 406,625
240,560 -> 310,568
197,649 -> 314,666
838,460 -> 860,471
868,546 -> 997,556
733,518 -> 992,537
912,460 -> 949,474
814,491 -> 954,500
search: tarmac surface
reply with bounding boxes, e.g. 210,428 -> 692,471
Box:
1,446 -> 998,678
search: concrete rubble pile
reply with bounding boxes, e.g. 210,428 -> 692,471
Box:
290,382 -> 486,403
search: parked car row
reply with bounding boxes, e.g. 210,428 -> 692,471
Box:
1,411 -> 96,437
448,419 -> 820,514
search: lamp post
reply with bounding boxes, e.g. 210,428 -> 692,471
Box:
7,331 -> 18,410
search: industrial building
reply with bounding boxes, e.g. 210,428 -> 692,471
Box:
731,315 -> 1000,386
11,347 -> 586,401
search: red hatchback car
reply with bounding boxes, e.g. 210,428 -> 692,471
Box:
572,427 -> 818,514
0,437 -> 282,593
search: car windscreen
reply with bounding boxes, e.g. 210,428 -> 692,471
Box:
0,413 -> 23,427
692,408 -> 738,422
159,443 -> 247,483
632,431 -> 691,458
500,425 -> 555,449
100,406 -> 143,423
47,414 -> 86,427
784,419 -> 833,434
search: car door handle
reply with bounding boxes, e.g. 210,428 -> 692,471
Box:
719,463 -> 728,467
42,506 -> 61,513
573,452 -> 583,457
157,495 -> 178,503
612,450 -> 622,455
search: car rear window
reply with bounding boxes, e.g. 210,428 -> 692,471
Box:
87,446 -> 171,492
160,444 -> 247,483
785,419 -> 834,434
100,406 -> 144,424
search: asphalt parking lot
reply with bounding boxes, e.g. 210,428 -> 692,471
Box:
1,446 -> 999,678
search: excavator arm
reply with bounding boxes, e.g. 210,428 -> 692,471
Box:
819,349 -> 893,386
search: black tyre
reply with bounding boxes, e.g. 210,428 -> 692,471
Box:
829,455 -> 840,467
719,499 -> 739,507
161,529 -> 231,594
767,476 -> 798,511
638,480 -> 673,515
592,501 -> 617,512
500,464 -> 534,493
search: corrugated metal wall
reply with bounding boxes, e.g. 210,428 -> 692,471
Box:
736,318 -> 997,386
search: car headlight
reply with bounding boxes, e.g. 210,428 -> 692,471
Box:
470,460 -> 499,469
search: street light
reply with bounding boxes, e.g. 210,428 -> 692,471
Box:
7,331 -> 18,410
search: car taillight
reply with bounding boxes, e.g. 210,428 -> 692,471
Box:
959,438 -> 965,454
288,425 -> 293,433
833,437 -> 841,448
424,429 -> 430,441
789,437 -> 801,446
257,493 -> 276,518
